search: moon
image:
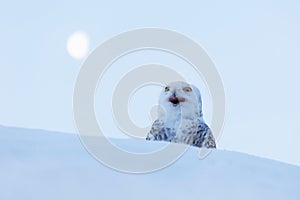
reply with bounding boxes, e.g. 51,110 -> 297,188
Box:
66,31 -> 90,60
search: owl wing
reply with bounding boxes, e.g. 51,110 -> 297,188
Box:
146,119 -> 173,141
193,122 -> 216,148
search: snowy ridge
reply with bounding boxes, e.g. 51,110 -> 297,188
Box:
1,125 -> 300,200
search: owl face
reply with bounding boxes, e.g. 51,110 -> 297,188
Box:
158,81 -> 202,118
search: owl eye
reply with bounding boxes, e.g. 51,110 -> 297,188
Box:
183,87 -> 192,92
165,86 -> 170,92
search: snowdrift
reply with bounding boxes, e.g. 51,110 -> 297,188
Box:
1,126 -> 299,200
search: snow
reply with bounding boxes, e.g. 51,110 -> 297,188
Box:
1,125 -> 300,200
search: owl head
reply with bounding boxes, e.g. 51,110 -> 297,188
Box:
158,81 -> 203,120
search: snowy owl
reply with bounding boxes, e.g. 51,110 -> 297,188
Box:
146,81 -> 216,148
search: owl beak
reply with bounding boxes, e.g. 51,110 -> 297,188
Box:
169,93 -> 185,105
169,96 -> 179,104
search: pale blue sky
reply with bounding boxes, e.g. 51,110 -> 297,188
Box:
1,0 -> 300,166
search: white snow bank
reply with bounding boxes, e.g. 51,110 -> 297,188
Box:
0,126 -> 299,200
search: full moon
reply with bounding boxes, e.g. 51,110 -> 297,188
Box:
66,31 -> 89,60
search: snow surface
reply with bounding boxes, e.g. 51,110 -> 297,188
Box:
1,125 -> 300,200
